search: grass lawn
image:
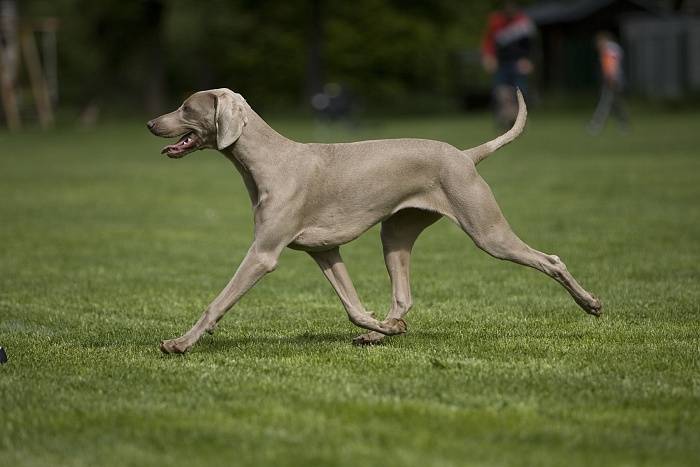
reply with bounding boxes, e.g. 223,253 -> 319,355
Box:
1,104 -> 698,466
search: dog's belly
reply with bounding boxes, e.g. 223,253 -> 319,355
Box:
287,196 -> 442,252
288,222 -> 375,251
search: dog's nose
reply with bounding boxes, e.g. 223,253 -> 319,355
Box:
147,120 -> 155,130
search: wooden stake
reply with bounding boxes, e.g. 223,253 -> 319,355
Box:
21,25 -> 54,129
0,43 -> 21,131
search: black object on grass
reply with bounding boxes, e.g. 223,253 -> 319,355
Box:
0,347 -> 7,364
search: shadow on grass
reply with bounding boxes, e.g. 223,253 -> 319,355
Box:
190,328 -> 467,354
192,329 -> 484,352
190,331 -> 354,353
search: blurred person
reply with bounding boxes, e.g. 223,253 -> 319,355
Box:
587,31 -> 630,135
480,0 -> 535,129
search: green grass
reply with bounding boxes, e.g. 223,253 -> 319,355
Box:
1,106 -> 699,466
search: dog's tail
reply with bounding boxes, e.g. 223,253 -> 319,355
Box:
464,88 -> 527,166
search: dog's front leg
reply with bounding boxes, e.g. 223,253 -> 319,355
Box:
160,243 -> 281,354
308,248 -> 407,336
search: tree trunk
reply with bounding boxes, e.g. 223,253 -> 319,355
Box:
302,0 -> 324,108
144,0 -> 165,116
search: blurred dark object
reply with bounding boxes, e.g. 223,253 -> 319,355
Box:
311,82 -> 363,123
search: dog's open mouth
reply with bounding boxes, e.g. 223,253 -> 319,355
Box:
161,132 -> 198,158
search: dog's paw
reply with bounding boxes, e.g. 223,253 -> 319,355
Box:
160,339 -> 192,355
352,331 -> 385,346
575,291 -> 602,317
380,318 -> 407,335
585,292 -> 603,317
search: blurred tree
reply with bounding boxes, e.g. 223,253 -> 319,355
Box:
302,0 -> 324,105
143,0 -> 165,116
18,0 -> 544,116
20,0 -> 170,115
74,0 -> 163,112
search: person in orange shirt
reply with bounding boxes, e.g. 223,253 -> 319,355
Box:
587,31 -> 630,134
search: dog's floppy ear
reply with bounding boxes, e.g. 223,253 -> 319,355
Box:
215,90 -> 248,150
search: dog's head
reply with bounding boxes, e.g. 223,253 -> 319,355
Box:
147,88 -> 248,158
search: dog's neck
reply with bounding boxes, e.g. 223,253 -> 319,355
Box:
221,103 -> 299,208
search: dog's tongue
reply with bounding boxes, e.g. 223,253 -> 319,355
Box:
161,133 -> 195,155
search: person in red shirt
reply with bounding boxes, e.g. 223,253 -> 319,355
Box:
587,31 -> 630,134
480,1 -> 535,128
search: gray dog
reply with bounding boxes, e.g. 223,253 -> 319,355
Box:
147,88 -> 602,354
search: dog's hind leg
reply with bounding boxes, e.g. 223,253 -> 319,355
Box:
353,209 -> 441,345
308,247 -> 408,336
448,174 -> 602,316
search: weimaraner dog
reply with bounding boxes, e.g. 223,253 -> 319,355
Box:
147,88 -> 602,354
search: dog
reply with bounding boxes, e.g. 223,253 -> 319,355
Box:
147,88 -> 602,354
